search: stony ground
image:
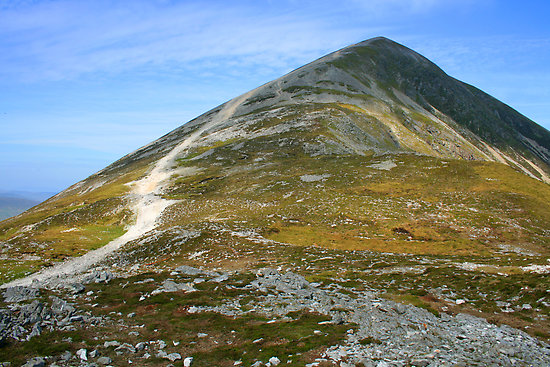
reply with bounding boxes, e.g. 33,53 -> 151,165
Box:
1,257 -> 549,367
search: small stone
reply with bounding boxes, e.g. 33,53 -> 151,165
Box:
212,274 -> 229,283
97,356 -> 112,365
183,357 -> 194,366
135,342 -> 147,351
104,340 -> 120,348
22,357 -> 45,367
66,282 -> 85,294
166,353 -> 182,362
157,350 -> 168,358
197,333 -> 208,338
268,356 -> 281,366
60,351 -> 72,361
128,331 -> 139,336
175,265 -> 203,275
410,359 -> 430,367
455,299 -> 466,305
89,349 -> 99,358
128,312 -> 136,318
115,342 -> 136,354
521,303 -> 532,310
76,348 -> 88,361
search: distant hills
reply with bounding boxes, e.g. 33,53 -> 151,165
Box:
0,191 -> 54,221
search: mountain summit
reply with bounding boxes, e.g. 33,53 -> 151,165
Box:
96,36 -> 550,183
1,37 -> 550,365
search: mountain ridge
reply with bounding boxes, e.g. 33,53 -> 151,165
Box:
72,36 -> 549,193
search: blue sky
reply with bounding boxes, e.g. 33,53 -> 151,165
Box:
1,0 -> 549,193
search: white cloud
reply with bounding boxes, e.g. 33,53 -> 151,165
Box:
0,1 -> 365,81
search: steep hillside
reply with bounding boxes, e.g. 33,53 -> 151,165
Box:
1,37 -> 549,366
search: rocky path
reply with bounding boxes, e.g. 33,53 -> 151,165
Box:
1,91 -> 253,289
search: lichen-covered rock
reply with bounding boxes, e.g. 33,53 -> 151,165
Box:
3,286 -> 38,303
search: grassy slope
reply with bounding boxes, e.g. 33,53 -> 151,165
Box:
0,164 -> 150,284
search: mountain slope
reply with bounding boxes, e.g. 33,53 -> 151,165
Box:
2,36 -> 549,283
1,38 -> 550,362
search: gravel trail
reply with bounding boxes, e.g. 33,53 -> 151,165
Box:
1,91 -> 252,288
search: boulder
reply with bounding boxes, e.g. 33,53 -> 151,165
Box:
83,271 -> 113,284
65,283 -> 85,294
166,353 -> 182,362
3,286 -> 38,303
97,356 -> 112,365
76,348 -> 87,361
174,265 -> 204,276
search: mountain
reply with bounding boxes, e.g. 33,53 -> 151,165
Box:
1,37 -> 549,366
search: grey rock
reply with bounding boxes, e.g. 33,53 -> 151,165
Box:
174,265 -> 204,276
60,351 -> 72,361
76,348 -> 87,361
115,342 -> 136,354
156,350 -> 168,358
152,280 -> 195,295
166,353 -> 182,362
3,286 -> 39,303
27,323 -> 41,340
103,340 -> 120,348
18,300 -> 45,325
97,356 -> 112,365
212,273 -> 229,283
22,357 -> 45,367
183,357 -> 193,366
69,315 -> 83,322
50,296 -> 75,315
66,282 -> 85,294
83,270 -> 113,284
89,349 -> 99,358
135,342 -> 147,351
410,359 -> 430,367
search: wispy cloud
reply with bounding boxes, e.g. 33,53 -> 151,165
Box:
1,0 -> 478,82
0,1 -> 360,81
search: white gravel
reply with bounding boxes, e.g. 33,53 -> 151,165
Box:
2,90 -> 254,288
